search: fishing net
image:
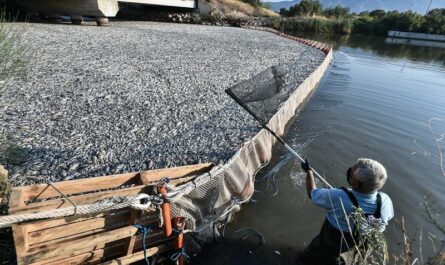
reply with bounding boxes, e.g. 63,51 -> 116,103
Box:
225,53 -> 311,125
168,54 -> 329,255
168,44 -> 332,256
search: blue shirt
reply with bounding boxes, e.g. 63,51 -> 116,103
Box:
311,188 -> 394,232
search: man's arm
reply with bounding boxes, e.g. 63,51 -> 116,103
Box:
306,169 -> 317,199
301,159 -> 317,199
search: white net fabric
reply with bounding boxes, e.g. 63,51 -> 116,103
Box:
167,44 -> 333,255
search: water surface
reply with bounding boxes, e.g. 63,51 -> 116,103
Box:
194,35 -> 445,264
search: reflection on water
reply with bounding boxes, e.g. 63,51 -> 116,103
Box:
386,37 -> 445,49
193,36 -> 445,264
302,34 -> 445,67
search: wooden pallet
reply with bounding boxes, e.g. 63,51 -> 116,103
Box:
8,163 -> 214,265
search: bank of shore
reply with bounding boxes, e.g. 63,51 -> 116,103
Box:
0,22 -> 325,186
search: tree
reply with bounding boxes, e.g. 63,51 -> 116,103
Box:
282,0 -> 323,17
279,8 -> 289,16
323,5 -> 350,18
369,9 -> 386,19
297,0 -> 322,16
397,11 -> 424,32
423,8 -> 445,34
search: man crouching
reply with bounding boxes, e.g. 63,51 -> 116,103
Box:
298,158 -> 394,265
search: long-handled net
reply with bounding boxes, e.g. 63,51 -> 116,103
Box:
225,64 -> 332,188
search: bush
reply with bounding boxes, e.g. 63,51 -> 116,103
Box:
351,16 -> 378,35
0,165 -> 8,205
279,17 -> 352,34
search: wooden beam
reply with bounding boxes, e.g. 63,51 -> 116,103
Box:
24,209 -> 130,232
139,163 -> 213,184
30,242 -> 125,265
27,210 -> 131,245
122,209 -> 140,256
99,244 -> 171,265
11,163 -> 213,204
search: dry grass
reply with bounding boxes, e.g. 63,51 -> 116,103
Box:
0,9 -> 28,92
209,0 -> 278,18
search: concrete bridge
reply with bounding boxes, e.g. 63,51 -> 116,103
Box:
16,0 -> 197,24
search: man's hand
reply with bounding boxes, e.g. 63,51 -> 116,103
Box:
301,158 -> 311,172
302,158 -> 316,199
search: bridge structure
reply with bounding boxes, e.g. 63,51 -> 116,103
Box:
16,0 -> 197,25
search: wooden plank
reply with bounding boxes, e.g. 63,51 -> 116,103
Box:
11,172 -> 140,202
9,163 -> 213,264
12,163 -> 213,204
27,210 -> 131,245
21,226 -> 164,264
123,209 -> 140,256
12,224 -> 29,259
29,241 -> 126,265
43,247 -> 110,265
9,189 -> 26,209
322,42 -> 328,50
99,244 -> 171,265
9,185 -> 151,214
139,163 -> 213,184
11,172 -> 197,215
32,235 -> 174,265
25,209 -> 130,232
29,215 -> 160,249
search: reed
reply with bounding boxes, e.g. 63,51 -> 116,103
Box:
0,6 -> 28,91
278,17 -> 353,34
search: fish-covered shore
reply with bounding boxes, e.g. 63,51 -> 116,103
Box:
0,21 -> 325,186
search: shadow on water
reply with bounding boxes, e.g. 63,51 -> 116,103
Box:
192,238 -> 299,265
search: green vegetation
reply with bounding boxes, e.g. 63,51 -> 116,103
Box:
0,7 -> 27,91
279,16 -> 352,34
279,0 -> 322,17
277,0 -> 445,36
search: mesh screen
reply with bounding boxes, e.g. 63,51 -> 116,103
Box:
225,53 -> 310,124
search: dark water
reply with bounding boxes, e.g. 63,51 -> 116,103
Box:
193,35 -> 445,264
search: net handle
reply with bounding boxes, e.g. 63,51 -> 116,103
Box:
225,89 -> 333,189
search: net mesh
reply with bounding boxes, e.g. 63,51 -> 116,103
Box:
168,49 -> 332,255
226,52 -> 311,124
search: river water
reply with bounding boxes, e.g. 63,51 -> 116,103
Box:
193,35 -> 445,264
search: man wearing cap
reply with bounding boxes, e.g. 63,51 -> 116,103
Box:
298,158 -> 394,265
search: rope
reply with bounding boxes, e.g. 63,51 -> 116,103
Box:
170,248 -> 190,262
164,172 -> 214,202
233,227 -> 265,253
133,224 -> 151,265
0,193 -> 154,228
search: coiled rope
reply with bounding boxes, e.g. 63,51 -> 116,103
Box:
0,193 -> 156,228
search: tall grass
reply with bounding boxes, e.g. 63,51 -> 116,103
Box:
0,7 -> 28,91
